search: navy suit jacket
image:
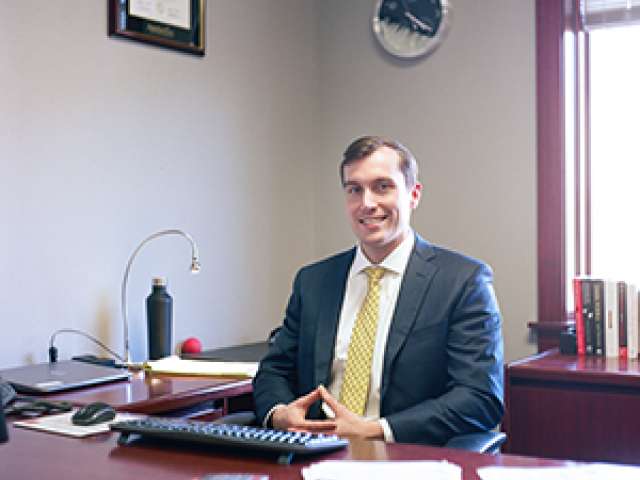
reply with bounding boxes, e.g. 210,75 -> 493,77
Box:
252,235 -> 504,445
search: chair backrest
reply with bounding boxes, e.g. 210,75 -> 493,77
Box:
444,431 -> 507,454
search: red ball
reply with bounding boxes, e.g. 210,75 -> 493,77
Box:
181,337 -> 202,354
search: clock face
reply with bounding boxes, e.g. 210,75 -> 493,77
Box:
373,0 -> 451,59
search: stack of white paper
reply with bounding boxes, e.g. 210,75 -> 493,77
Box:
477,463 -> 640,480
302,460 -> 461,480
143,355 -> 258,377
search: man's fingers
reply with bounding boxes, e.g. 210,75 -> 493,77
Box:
318,385 -> 342,413
287,419 -> 337,433
292,387 -> 322,408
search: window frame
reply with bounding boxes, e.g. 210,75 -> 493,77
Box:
533,0 -> 580,351
535,0 -> 640,351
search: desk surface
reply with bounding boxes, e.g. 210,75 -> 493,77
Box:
43,371 -> 252,414
1,425 -> 573,480
2,365 -> 633,479
508,348 -> 640,386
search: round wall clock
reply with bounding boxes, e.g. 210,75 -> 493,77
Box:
373,0 -> 451,59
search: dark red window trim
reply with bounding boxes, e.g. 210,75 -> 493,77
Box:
533,0 -> 578,351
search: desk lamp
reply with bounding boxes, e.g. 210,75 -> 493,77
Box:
121,229 -> 200,365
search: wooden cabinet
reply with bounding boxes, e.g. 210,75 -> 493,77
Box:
504,349 -> 640,464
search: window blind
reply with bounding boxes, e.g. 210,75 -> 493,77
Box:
582,0 -> 640,29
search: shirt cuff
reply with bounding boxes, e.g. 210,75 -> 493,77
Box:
264,404 -> 285,428
379,418 -> 395,443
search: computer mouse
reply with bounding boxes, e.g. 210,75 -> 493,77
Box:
71,402 -> 116,426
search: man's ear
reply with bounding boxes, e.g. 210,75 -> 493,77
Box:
410,182 -> 423,209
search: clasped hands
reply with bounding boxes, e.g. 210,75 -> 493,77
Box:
270,385 -> 383,440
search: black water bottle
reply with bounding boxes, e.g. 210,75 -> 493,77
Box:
0,406 -> 8,443
146,277 -> 173,360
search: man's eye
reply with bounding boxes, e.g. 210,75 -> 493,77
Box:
376,182 -> 391,192
346,185 -> 361,194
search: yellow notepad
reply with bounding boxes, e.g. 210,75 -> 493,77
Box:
143,355 -> 258,377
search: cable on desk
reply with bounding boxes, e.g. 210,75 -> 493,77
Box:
48,328 -> 125,363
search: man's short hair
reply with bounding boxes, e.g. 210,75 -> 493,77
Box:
340,136 -> 418,188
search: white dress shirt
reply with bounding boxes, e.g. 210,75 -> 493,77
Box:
325,233 -> 415,441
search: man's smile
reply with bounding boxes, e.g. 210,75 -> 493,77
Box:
359,215 -> 388,225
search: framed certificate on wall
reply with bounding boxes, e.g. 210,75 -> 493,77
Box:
108,0 -> 205,56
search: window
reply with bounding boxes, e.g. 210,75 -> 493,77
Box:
588,25 -> 640,284
535,0 -> 640,351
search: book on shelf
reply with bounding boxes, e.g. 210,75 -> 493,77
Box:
605,279 -> 619,358
592,279 -> 605,356
618,281 -> 628,359
582,279 -> 595,355
627,284 -> 639,360
573,278 -> 585,355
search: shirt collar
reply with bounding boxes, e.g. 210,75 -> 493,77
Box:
350,232 -> 415,279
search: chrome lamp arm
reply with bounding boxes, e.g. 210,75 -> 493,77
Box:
121,229 -> 200,365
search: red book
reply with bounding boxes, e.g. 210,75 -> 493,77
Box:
574,278 -> 585,355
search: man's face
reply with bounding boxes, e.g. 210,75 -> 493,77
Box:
342,146 -> 422,263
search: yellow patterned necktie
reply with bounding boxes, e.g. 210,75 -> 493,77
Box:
339,266 -> 386,415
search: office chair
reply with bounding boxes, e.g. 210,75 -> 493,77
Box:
444,430 -> 506,454
212,411 -> 506,454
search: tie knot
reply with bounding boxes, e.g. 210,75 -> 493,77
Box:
365,266 -> 385,284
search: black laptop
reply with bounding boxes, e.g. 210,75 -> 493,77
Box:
0,360 -> 130,394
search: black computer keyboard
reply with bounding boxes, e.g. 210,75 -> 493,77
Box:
110,418 -> 348,464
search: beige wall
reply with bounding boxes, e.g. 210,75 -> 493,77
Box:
0,0 -> 537,367
0,1 -> 318,365
312,0 -> 538,361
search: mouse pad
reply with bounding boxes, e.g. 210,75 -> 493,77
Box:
13,410 -> 143,438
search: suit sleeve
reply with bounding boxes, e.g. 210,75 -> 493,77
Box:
385,263 -> 504,445
252,270 -> 304,424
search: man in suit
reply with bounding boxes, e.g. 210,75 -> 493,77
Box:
253,136 -> 504,445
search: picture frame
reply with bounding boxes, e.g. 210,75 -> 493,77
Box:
108,0 -> 205,56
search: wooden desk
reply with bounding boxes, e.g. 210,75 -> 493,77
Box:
504,349 -> 640,464
1,424 -> 578,480
44,372 -> 253,418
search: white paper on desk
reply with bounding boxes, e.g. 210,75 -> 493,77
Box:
477,463 -> 640,480
13,410 -> 143,438
302,460 -> 461,480
143,355 -> 259,377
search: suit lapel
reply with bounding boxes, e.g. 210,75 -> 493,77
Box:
313,249 -> 354,386
381,236 -> 438,400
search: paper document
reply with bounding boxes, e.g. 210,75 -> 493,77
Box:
477,464 -> 640,480
13,410 -> 143,438
143,355 -> 258,377
302,460 -> 461,480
